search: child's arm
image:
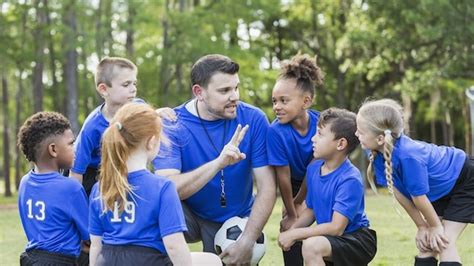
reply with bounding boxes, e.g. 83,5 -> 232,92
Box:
156,107 -> 177,121
279,211 -> 348,251
276,165 -> 298,231
89,235 -> 102,266
393,188 -> 431,252
163,232 -> 192,266
70,171 -> 83,183
411,194 -> 449,252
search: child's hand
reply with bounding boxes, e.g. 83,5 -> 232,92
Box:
280,215 -> 297,232
278,231 -> 296,251
429,225 -> 449,252
415,226 -> 431,252
156,107 -> 177,121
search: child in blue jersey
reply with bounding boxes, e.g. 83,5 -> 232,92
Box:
70,57 -> 173,196
279,108 -> 377,266
89,103 -> 221,266
17,112 -> 89,266
268,54 -> 324,266
356,99 -> 473,266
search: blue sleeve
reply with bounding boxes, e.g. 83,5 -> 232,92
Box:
88,185 -> 104,236
158,182 -> 187,237
333,177 -> 364,222
72,129 -> 94,174
69,185 -> 90,241
400,157 -> 429,197
152,123 -> 182,171
266,126 -> 288,166
305,165 -> 315,210
250,112 -> 269,168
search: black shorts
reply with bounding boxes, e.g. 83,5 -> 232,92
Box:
291,178 -> 303,197
83,167 -> 98,197
432,156 -> 474,223
96,244 -> 172,266
324,227 -> 377,266
20,250 -> 78,266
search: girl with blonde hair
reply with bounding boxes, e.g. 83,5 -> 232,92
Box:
356,98 -> 473,266
89,103 -> 221,266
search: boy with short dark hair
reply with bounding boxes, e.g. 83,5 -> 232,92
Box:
17,112 -> 89,265
278,108 -> 377,266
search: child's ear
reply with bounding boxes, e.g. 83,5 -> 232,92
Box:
47,143 -> 58,158
302,94 -> 313,109
376,135 -> 385,145
96,83 -> 109,98
336,138 -> 348,151
146,135 -> 157,151
192,84 -> 204,101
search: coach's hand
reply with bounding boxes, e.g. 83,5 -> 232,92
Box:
278,231 -> 296,251
219,238 -> 253,265
217,124 -> 249,169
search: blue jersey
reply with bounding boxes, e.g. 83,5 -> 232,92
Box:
153,101 -> 269,223
373,134 -> 466,201
18,171 -> 89,257
306,159 -> 370,233
89,170 -> 187,254
73,98 -> 145,174
267,110 -> 319,181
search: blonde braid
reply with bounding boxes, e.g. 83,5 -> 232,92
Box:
366,150 -> 378,193
383,130 -> 395,196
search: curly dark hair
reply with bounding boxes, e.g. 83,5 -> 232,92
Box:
279,54 -> 324,98
17,112 -> 71,162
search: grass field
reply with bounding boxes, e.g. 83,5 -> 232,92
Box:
1,192 -> 473,266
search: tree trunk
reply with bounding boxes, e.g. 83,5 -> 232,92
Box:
32,0 -> 47,112
104,0 -> 113,55
126,0 -> 136,59
159,0 -> 170,104
15,68 -> 25,190
401,92 -> 412,137
64,0 -> 79,134
95,0 -> 104,59
44,0 -> 61,112
2,74 -> 12,197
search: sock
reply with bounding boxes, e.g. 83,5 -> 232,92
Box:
439,262 -> 462,266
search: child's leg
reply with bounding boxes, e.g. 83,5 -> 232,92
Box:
439,220 -> 468,262
191,252 -> 222,266
302,236 -> 332,266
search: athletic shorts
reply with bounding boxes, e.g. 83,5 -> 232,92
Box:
432,156 -> 474,223
83,167 -> 98,197
20,250 -> 78,266
324,227 -> 377,266
96,244 -> 172,266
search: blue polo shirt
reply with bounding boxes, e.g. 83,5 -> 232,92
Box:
373,134 -> 466,201
267,110 -> 319,181
153,101 -> 269,223
306,159 -> 370,233
18,171 -> 89,257
89,170 -> 187,254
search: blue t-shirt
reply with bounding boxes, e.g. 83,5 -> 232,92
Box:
73,98 -> 145,174
89,170 -> 187,254
267,110 -> 319,181
306,159 -> 370,233
153,101 -> 269,223
373,134 -> 466,201
18,171 -> 89,257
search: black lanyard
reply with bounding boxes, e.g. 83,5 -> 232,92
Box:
195,100 -> 227,208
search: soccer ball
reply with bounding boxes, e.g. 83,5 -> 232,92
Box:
214,216 -> 266,265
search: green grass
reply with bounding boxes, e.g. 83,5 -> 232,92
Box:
1,193 -> 473,265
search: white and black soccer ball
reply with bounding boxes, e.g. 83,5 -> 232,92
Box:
214,216 -> 266,265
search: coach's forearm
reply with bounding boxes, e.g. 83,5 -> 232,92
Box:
168,159 -> 222,200
240,166 -> 276,244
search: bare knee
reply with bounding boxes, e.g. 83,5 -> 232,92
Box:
302,236 -> 331,259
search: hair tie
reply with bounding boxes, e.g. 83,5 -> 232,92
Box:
384,129 -> 392,136
115,122 -> 123,131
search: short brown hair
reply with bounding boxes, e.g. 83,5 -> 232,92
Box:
191,54 -> 239,88
95,57 -> 137,87
318,108 -> 359,154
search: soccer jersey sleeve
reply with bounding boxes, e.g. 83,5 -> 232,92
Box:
152,122 -> 183,171
333,177 -> 364,222
305,163 -> 316,210
158,182 -> 187,237
266,126 -> 289,166
69,186 -> 90,241
250,112 -> 269,168
88,184 -> 104,236
399,157 -> 429,197
72,130 -> 95,174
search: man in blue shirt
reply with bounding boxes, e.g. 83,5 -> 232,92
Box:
154,54 -> 276,265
